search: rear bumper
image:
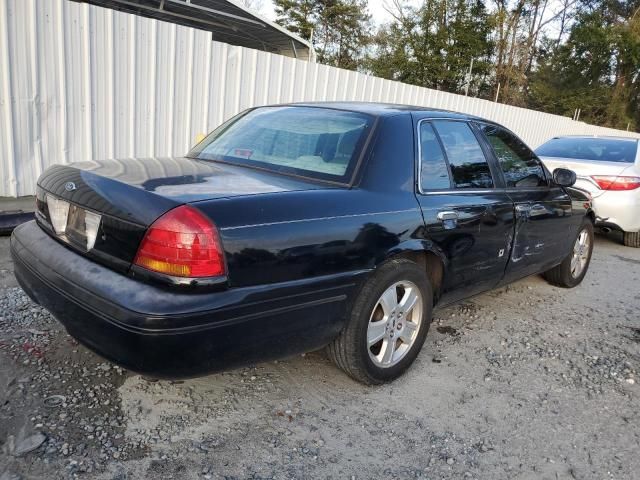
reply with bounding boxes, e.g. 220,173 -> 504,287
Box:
11,221 -> 364,378
592,189 -> 640,232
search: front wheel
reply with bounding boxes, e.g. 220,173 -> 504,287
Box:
543,220 -> 594,288
327,258 -> 433,385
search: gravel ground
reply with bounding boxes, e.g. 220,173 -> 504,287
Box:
1,232 -> 639,480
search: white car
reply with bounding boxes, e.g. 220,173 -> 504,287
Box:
536,135 -> 640,247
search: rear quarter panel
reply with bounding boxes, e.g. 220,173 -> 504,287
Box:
192,114 -> 430,288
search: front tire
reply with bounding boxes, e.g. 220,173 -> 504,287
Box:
623,231 -> 640,248
327,258 -> 433,385
543,220 -> 594,288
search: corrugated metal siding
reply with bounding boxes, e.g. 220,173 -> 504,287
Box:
1,0 -> 639,197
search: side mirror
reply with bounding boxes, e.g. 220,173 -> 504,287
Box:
552,168 -> 576,187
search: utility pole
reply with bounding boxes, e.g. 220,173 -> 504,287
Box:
464,58 -> 474,96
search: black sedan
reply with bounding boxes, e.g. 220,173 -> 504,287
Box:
11,103 -> 594,384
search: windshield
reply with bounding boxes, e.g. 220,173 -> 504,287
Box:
535,137 -> 638,163
188,106 -> 373,183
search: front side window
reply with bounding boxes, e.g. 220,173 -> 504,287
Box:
480,124 -> 546,188
188,106 -> 372,183
419,122 -> 451,190
432,121 -> 493,189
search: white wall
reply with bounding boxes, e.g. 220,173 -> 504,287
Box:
1,0 -> 639,197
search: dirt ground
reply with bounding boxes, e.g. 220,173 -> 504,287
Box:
1,232 -> 639,480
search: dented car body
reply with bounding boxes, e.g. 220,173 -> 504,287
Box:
11,103 -> 593,382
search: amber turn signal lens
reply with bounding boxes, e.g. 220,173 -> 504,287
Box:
133,205 -> 225,278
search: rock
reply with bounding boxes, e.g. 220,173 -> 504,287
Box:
14,433 -> 47,456
447,457 -> 455,465
43,395 -> 66,407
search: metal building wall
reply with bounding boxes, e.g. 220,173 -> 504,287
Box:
1,0 -> 639,197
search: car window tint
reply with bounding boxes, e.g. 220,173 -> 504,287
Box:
535,137 -> 638,163
432,121 -> 493,189
189,106 -> 372,182
419,122 -> 451,190
480,124 -> 546,188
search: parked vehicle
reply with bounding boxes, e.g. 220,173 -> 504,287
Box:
536,136 -> 640,247
11,103 -> 594,384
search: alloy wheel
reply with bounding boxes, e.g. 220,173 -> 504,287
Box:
367,281 -> 423,368
570,229 -> 590,278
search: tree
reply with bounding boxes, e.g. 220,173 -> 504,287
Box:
528,0 -> 640,130
273,0 -> 372,70
273,0 -> 316,40
270,0 -> 639,131
367,0 -> 495,97
488,0 -> 581,105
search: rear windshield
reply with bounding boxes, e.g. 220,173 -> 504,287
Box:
535,137 -> 638,163
188,106 -> 373,183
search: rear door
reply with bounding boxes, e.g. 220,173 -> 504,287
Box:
415,119 -> 515,304
476,123 -> 575,282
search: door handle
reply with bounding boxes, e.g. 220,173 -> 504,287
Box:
437,211 -> 459,221
437,211 -> 458,230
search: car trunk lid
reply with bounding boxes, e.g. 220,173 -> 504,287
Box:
539,156 -> 636,198
36,157 -> 330,274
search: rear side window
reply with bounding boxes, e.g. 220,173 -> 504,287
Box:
535,137 -> 638,163
432,121 -> 493,189
480,124 -> 546,188
188,106 -> 372,183
419,123 -> 451,190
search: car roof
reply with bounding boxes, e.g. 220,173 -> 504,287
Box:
278,101 -> 486,121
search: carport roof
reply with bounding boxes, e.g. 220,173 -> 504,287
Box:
72,0 -> 315,60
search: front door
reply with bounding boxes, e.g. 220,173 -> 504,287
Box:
476,123 -> 575,283
415,119 -> 515,304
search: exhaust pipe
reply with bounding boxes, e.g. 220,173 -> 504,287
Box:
595,216 -> 612,234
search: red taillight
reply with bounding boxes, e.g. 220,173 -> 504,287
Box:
134,205 -> 225,278
591,175 -> 640,191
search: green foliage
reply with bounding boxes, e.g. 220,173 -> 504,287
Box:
273,0 -> 371,70
529,1 -> 640,131
274,0 -> 316,40
273,0 -> 639,132
366,0 -> 494,96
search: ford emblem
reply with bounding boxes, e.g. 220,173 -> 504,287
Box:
64,182 -> 77,192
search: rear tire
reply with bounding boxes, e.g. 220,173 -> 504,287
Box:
327,258 -> 433,385
623,231 -> 640,248
543,220 -> 594,288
